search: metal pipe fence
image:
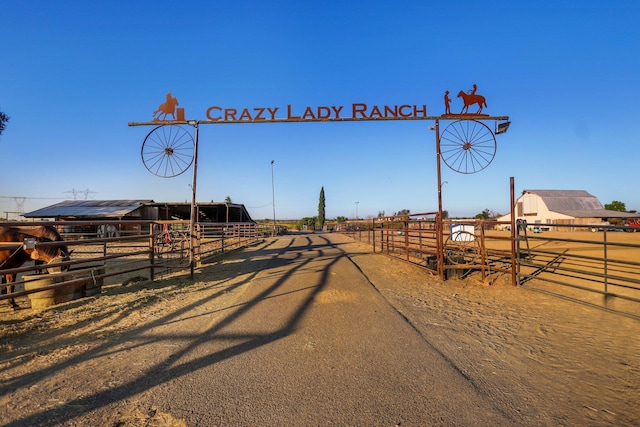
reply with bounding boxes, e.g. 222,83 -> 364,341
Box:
515,220 -> 640,315
338,216 -> 640,317
5,217 -> 639,316
335,214 -> 513,280
1,220 -> 261,309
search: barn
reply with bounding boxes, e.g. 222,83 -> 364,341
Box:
24,200 -> 254,222
23,200 -> 255,236
498,190 -> 636,229
24,200 -> 155,221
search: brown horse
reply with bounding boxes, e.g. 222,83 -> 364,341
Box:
153,92 -> 179,121
0,225 -> 71,309
457,90 -> 487,114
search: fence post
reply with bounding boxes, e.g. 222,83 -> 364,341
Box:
603,230 -> 608,295
385,221 -> 389,255
195,223 -> 202,268
479,222 -> 486,281
405,217 -> 409,262
372,219 -> 376,253
149,223 -> 155,281
510,177 -> 517,286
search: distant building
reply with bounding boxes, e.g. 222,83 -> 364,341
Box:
498,190 -> 636,228
24,200 -> 154,221
24,200 -> 254,222
23,200 -> 255,236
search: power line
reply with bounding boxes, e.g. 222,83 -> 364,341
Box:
0,195 -> 66,200
246,202 -> 272,209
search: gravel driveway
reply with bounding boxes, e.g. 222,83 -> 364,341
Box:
1,232 -> 638,426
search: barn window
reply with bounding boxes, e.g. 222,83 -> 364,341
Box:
523,195 -> 538,215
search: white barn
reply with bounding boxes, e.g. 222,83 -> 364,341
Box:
498,190 -> 636,229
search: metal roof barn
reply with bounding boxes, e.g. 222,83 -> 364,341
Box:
24,200 -> 153,219
23,200 -> 255,223
498,190 -> 637,228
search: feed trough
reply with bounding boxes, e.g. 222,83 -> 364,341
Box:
23,264 -> 105,309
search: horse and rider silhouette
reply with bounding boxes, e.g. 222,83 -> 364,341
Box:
444,85 -> 488,115
153,92 -> 179,121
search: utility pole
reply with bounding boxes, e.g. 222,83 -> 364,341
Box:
271,160 -> 276,236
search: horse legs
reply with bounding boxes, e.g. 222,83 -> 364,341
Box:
1,274 -> 19,310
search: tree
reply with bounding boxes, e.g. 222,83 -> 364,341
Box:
336,216 -> 347,223
224,196 -> 232,203
317,187 -> 325,229
475,209 -> 492,220
442,210 -> 449,219
297,216 -> 317,230
605,201 -> 626,212
394,209 -> 410,216
377,211 -> 385,218
0,110 -> 9,137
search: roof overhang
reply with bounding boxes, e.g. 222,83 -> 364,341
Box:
554,209 -> 637,219
24,200 -> 153,218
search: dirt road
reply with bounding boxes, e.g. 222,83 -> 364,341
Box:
1,233 -> 638,426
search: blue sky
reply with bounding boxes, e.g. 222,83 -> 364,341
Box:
1,1 -> 639,220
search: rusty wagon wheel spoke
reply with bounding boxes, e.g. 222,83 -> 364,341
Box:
154,229 -> 191,268
440,120 -> 496,174
444,231 -> 480,266
141,125 -> 194,178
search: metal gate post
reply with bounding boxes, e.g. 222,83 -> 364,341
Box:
510,177 -> 517,286
435,118 -> 445,280
149,223 -> 156,281
189,122 -> 199,279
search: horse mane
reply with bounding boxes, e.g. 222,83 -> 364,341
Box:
8,225 -> 64,242
1,225 -> 69,259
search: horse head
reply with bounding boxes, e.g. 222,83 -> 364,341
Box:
0,225 -> 71,309
29,226 -> 72,273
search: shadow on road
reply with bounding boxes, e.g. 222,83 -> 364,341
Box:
2,234 -> 349,426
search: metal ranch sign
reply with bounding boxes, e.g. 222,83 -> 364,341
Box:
149,93 -> 430,123
205,103 -> 428,122
145,85 -> 502,124
129,84 -> 510,280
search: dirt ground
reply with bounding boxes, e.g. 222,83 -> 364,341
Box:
0,233 -> 638,426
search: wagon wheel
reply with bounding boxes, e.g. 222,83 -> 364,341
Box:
154,228 -> 191,267
141,125 -> 194,177
444,231 -> 480,266
440,120 -> 496,174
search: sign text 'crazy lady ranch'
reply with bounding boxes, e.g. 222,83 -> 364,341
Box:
205,103 -> 428,122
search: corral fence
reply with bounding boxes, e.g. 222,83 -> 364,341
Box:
332,213 -> 514,281
1,220 -> 263,309
336,214 -> 640,318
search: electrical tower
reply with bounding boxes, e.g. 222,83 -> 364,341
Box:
13,197 -> 26,215
64,188 -> 96,200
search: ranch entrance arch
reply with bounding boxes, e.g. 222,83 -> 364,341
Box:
129,93 -> 510,280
